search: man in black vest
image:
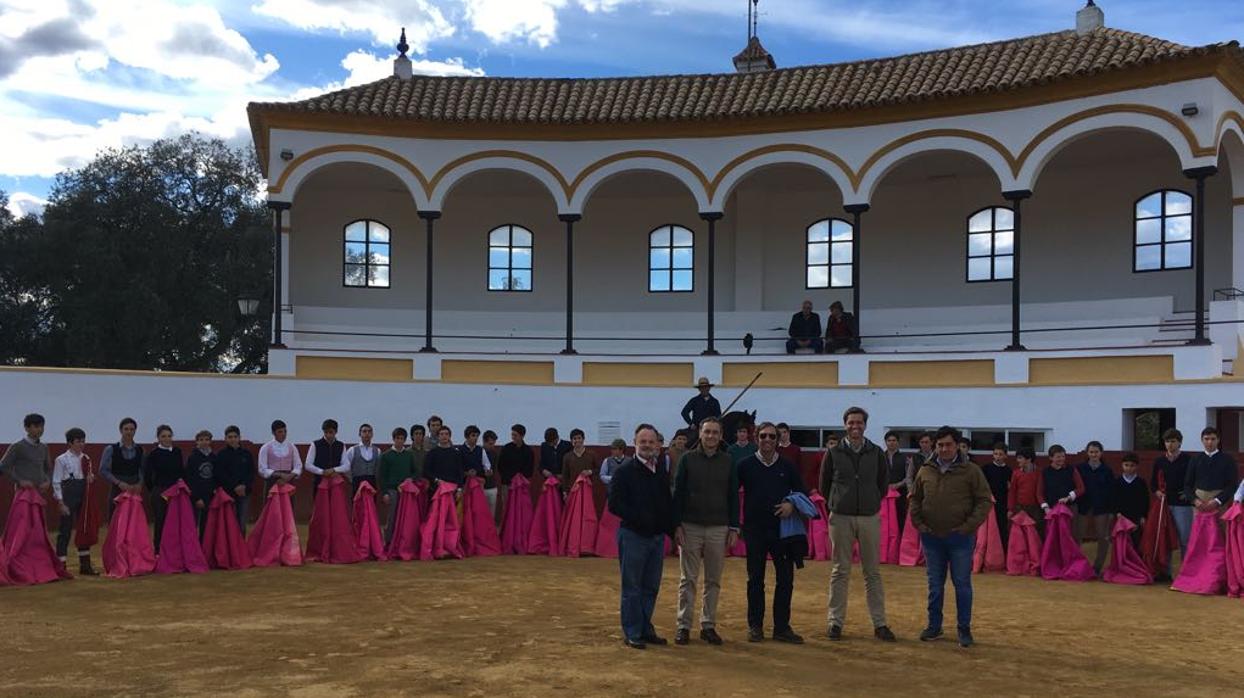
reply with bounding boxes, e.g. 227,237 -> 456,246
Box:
305,419 -> 346,496
100,417 -> 145,514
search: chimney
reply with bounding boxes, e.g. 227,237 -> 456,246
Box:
393,27 -> 412,79
733,36 -> 776,74
1076,1 -> 1105,35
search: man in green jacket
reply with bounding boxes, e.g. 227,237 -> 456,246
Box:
909,426 -> 993,649
819,406 -> 896,642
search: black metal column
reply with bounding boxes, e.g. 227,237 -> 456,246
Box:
266,201 -> 290,348
844,203 -> 869,346
700,212 -> 722,356
1002,189 -> 1031,351
559,214 -> 580,355
418,211 -> 441,353
1184,166 -> 1217,345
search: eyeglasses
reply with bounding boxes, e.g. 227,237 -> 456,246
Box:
757,433 -> 778,440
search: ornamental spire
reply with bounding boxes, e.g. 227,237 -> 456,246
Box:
394,27 -> 412,79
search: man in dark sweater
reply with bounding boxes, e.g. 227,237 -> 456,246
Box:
607,424 -> 673,650
539,428 -> 571,479
1113,453 -> 1149,548
786,300 -> 824,354
1076,440 -> 1116,574
1151,428 -> 1192,555
143,425 -> 184,551
425,426 -> 466,487
737,421 -> 807,643
214,425 -> 256,533
0,413 -> 52,491
671,417 -> 738,646
185,430 -> 218,537
497,424 -> 535,522
1183,426 -> 1240,516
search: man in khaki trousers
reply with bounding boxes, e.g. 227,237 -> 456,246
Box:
820,406 -> 897,642
671,418 -> 739,645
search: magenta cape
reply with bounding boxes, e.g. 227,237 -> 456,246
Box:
527,476 -> 564,556
103,491 -> 157,578
594,506 -> 621,558
155,481 -> 209,575
729,488 -> 747,557
202,488 -> 252,570
500,473 -> 534,555
559,472 -> 599,557
1040,503 -> 1095,581
972,497 -> 1006,573
1171,509 -> 1227,595
1224,503 -> 1244,599
420,481 -> 464,560
2,488 -> 71,585
898,509 -> 924,566
1139,490 -> 1180,578
305,475 -> 361,564
1005,510 -> 1041,577
247,482 -> 303,567
1102,515 -> 1152,585
462,476 -> 502,557
878,488 -> 901,564
353,481 -> 387,561
386,479 -> 425,561
808,490 -> 831,561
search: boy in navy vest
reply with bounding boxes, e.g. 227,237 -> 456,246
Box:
305,419 -> 346,495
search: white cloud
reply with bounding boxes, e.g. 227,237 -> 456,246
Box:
251,0 -> 455,51
286,49 -> 484,100
5,191 -> 47,219
458,0 -> 624,48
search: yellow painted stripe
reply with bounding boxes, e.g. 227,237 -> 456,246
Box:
722,362 -> 838,387
441,360 -> 554,385
295,356 -> 413,381
582,362 -> 693,387
869,360 -> 994,387
1028,355 -> 1173,385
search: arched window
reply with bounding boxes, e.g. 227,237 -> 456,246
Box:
488,224 -> 534,291
966,207 -> 1014,282
343,220 -> 390,288
806,218 -> 854,288
1134,190 -> 1192,272
649,225 -> 694,292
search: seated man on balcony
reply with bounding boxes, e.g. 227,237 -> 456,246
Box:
824,301 -> 860,354
786,300 -> 824,354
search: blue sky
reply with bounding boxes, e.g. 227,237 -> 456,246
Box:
2,0 -> 1242,217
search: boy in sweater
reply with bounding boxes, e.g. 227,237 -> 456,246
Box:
215,425 -> 256,533
144,424 -> 184,551
1008,447 -> 1043,538
1076,440 -> 1115,574
185,430 -> 217,536
52,426 -> 99,575
1039,445 -> 1085,515
1113,453 -> 1149,548
1,413 -> 51,492
379,427 -> 418,542
984,443 -> 1011,546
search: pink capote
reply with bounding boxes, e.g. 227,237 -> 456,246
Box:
878,488 -> 901,564
386,479 -> 425,561
352,481 -> 387,561
559,472 -> 599,557
155,481 -> 209,575
305,475 -> 361,564
1102,516 -> 1151,585
898,509 -> 924,566
972,498 -> 1006,573
102,491 -> 157,578
1171,509 -> 1227,595
462,476 -> 502,557
1140,482 -> 1180,578
2,488 -> 71,585
594,506 -> 621,558
0,543 -> 9,586
1040,503 -> 1095,581
202,488 -> 252,570
1005,510 -> 1042,576
808,490 -> 831,561
729,488 -> 748,557
500,473 -> 534,555
1224,503 -> 1244,599
527,476 -> 565,556
247,482 -> 303,567
420,481 -> 464,560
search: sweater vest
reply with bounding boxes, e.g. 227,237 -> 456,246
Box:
350,445 -> 378,477
313,439 -> 345,473
680,450 -> 733,526
110,442 -> 143,484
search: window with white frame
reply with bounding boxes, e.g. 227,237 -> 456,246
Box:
1134,190 -> 1192,272
966,207 -> 1014,282
806,218 -> 854,288
343,220 -> 391,288
649,224 -> 694,292
487,224 -> 534,291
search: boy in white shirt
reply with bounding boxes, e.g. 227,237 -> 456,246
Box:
258,420 -> 304,490
52,427 -> 99,575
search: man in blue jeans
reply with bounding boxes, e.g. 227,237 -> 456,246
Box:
908,426 -> 993,648
606,424 -> 674,650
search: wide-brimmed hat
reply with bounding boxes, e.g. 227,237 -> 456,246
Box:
696,376 -> 714,388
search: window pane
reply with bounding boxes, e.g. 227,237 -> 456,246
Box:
994,255 -> 1014,280
1136,218 -> 1161,244
511,270 -> 532,291
672,270 -> 693,291
968,210 -> 993,232
830,265 -> 852,288
830,220 -> 853,241
649,248 -> 670,270
831,241 -> 852,264
489,248 -> 509,268
671,248 -> 693,269
489,228 -> 510,246
488,269 -> 510,290
1136,193 -> 1162,219
368,244 -> 390,266
968,257 -> 992,281
345,221 -> 368,241
511,247 -> 532,270
511,227 -> 533,247
1165,191 -> 1192,216
994,208 -> 1014,230
1164,216 -> 1191,242
368,222 -> 390,243
968,233 -> 992,256
344,264 -> 367,286
1135,244 -> 1161,271
649,270 -> 669,292
650,226 -> 671,247
672,226 -> 693,246
1165,241 -> 1192,268
345,241 -> 367,263
369,265 -> 390,287
993,231 -> 1013,255
807,220 -> 829,243
807,266 -> 829,288
808,243 -> 829,265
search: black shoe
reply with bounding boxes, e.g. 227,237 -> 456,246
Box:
674,629 -> 690,645
874,625 -> 897,642
773,628 -> 804,644
77,560 -> 100,576
827,624 -> 843,641
957,628 -> 974,648
919,627 -> 944,642
747,627 -> 764,642
642,633 -> 668,646
624,638 -> 647,650
700,628 -> 723,645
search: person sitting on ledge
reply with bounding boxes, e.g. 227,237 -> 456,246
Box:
786,300 -> 823,354
824,301 -> 859,354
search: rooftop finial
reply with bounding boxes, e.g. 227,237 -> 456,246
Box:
394,27 -> 412,79
1076,0 -> 1104,35
734,0 -> 774,73
397,27 -> 409,57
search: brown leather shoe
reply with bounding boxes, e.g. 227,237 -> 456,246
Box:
700,628 -> 723,645
674,629 -> 690,645
747,627 -> 764,642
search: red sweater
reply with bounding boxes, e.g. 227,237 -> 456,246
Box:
1008,467 -> 1041,509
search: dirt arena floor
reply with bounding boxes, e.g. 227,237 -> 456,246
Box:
1,543 -> 1240,698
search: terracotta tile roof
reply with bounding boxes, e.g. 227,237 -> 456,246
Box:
249,29 -> 1236,127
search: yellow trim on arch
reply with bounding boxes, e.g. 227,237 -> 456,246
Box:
268,144 -> 431,196
569,150 -> 713,201
707,144 -> 856,199
855,129 -> 1018,190
1016,104 -> 1212,175
428,149 -> 573,202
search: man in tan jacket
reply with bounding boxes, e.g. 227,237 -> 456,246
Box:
909,426 -> 993,649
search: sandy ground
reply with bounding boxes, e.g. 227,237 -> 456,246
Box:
1,543 -> 1240,698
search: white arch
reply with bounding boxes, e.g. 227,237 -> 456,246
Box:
567,157 -> 710,214
428,156 -> 570,212
708,150 -> 853,211
1218,124 -> 1244,196
272,150 -> 430,210
855,136 -> 1013,204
